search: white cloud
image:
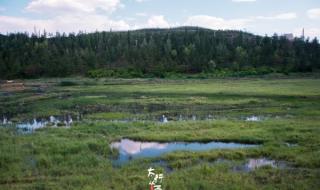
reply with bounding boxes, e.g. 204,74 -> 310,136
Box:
26,0 -> 121,14
124,17 -> 136,21
135,0 -> 149,2
0,0 -> 304,37
232,0 -> 256,2
185,15 -> 251,30
147,15 -> 170,28
0,0 -> 128,34
307,8 -> 320,19
130,15 -> 179,30
256,12 -> 297,20
0,14 -> 129,34
184,12 -> 297,32
136,12 -> 148,17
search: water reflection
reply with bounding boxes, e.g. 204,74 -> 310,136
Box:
105,114 -> 274,123
3,116 -> 7,124
247,158 -> 276,169
2,116 -> 12,125
111,139 -> 168,155
245,116 -> 261,121
16,119 -> 48,132
110,139 -> 257,165
15,115 -> 74,133
160,115 -> 168,123
234,158 -> 287,172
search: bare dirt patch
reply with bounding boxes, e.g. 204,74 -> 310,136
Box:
0,80 -> 26,92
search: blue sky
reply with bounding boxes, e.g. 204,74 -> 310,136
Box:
0,0 -> 319,38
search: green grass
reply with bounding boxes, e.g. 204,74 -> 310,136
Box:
0,76 -> 319,189
86,112 -> 133,120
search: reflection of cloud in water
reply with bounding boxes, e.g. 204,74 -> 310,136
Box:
246,158 -> 276,169
111,139 -> 258,165
111,139 -> 168,155
233,158 -> 287,172
246,116 -> 260,122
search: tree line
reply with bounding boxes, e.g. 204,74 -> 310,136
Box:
0,27 -> 319,79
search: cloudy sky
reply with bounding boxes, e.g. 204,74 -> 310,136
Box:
0,0 -> 319,38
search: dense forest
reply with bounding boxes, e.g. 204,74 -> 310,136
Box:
0,27 -> 319,79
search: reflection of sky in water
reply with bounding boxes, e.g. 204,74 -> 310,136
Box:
111,139 -> 257,165
234,158 -> 287,172
111,139 -> 168,155
15,116 -> 73,133
16,119 -> 48,131
247,158 -> 276,169
246,116 -> 260,121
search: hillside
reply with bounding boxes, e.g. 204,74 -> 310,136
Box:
0,27 -> 319,79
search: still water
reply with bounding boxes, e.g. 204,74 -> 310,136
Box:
110,139 -> 258,164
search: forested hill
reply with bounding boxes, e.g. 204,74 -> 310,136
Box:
0,26 -> 319,79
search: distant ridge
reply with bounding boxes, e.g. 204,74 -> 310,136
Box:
0,26 -> 318,79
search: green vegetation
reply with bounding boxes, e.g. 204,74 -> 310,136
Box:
0,77 -> 320,189
87,112 -> 132,120
58,81 -> 79,86
1,27 -> 319,79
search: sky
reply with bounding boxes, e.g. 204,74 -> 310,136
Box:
0,0 -> 319,38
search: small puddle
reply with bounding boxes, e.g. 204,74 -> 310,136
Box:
233,158 -> 287,172
16,115 -> 74,133
110,139 -> 258,165
1,116 -> 12,125
17,119 -> 49,132
84,113 -> 281,123
0,115 -> 77,134
245,116 -> 261,122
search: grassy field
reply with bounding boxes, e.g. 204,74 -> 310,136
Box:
0,76 -> 320,189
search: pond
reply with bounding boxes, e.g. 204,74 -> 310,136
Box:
110,139 -> 258,165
